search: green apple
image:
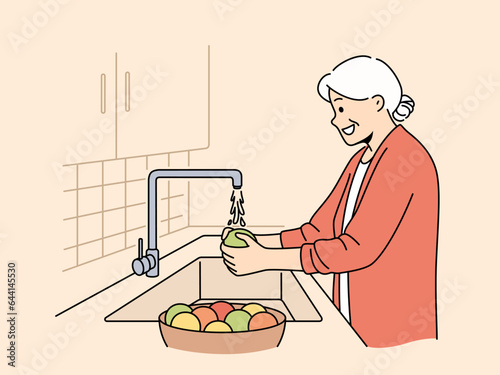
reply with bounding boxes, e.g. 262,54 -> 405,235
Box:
224,228 -> 256,248
165,303 -> 192,325
225,310 -> 251,332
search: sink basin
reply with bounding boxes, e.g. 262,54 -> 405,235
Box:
105,257 -> 321,322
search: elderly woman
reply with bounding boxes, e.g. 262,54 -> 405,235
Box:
221,56 -> 439,347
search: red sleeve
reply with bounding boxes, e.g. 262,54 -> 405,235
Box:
280,155 -> 357,248
299,147 -> 433,274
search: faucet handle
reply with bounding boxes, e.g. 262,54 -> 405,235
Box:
132,238 -> 148,276
137,238 -> 143,258
132,238 -> 159,276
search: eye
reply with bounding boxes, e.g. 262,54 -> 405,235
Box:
338,107 -> 344,113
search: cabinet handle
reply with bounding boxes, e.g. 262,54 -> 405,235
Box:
100,74 -> 106,114
125,71 -> 130,112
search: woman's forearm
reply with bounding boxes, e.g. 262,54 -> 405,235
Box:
255,233 -> 283,248
254,233 -> 303,271
265,248 -> 302,271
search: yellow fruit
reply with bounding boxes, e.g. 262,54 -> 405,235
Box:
204,321 -> 232,332
242,303 -> 266,316
171,312 -> 200,331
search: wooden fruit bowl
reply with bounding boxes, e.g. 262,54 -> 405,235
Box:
158,303 -> 286,354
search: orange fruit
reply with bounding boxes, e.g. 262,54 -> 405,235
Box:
248,312 -> 278,331
192,306 -> 218,330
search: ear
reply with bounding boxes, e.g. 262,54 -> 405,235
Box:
371,95 -> 385,112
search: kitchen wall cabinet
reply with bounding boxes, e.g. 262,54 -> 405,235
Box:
53,2 -> 211,164
60,45 -> 210,165
60,45 -> 210,163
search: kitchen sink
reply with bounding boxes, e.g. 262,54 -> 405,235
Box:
105,257 -> 321,322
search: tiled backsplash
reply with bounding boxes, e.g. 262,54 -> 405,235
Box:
62,152 -> 190,271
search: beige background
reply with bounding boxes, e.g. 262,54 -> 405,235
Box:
1,0 -> 499,374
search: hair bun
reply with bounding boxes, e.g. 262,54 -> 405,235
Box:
392,94 -> 414,122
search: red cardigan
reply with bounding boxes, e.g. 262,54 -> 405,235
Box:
281,126 -> 439,347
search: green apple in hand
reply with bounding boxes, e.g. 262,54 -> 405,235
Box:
223,228 -> 256,248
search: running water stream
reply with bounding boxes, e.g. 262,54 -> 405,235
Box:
227,189 -> 246,227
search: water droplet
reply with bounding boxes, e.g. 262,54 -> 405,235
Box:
240,217 -> 246,227
237,199 -> 245,215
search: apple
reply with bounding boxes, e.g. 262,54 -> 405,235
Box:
225,310 -> 251,332
165,303 -> 192,325
224,228 -> 256,248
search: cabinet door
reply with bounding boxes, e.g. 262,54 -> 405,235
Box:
116,44 -> 210,158
53,46 -> 116,164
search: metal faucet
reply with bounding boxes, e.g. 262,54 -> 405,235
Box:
132,169 -> 243,277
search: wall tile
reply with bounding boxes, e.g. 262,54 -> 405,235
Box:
62,165 -> 77,191
78,186 -> 102,216
157,198 -> 169,222
78,213 -> 102,244
103,183 -> 125,211
170,216 -> 187,232
104,208 -> 125,237
63,218 -> 77,249
78,162 -> 102,188
63,190 -> 77,219
157,220 -> 169,238
126,226 -> 147,248
156,179 -> 169,201
103,233 -> 126,256
147,154 -> 169,171
126,180 -> 146,206
126,157 -> 147,181
103,159 -> 125,184
169,152 -> 189,167
169,195 -> 188,218
126,204 -> 146,231
169,179 -> 188,197
78,241 -> 102,264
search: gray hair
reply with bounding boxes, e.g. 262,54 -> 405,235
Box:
318,55 -> 414,121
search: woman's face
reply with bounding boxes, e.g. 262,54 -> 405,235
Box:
328,89 -> 383,146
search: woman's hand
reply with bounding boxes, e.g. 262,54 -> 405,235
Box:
220,227 -> 233,241
220,233 -> 269,276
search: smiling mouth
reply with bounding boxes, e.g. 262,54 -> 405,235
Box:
342,124 -> 355,135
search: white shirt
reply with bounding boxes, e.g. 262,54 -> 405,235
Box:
338,160 -> 370,323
